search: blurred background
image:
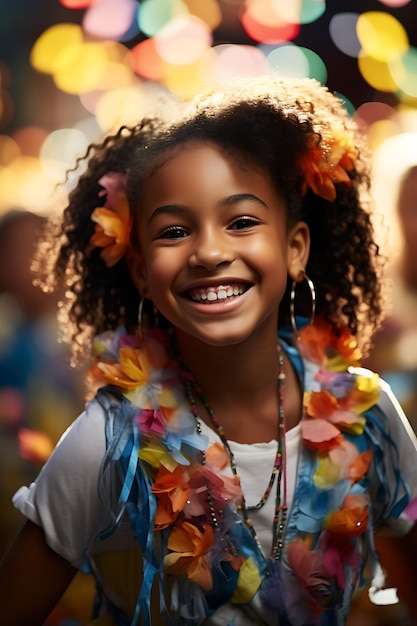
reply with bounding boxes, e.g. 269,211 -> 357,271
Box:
1,0 -> 417,624
1,0 -> 417,218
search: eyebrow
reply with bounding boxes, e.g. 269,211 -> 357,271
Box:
222,193 -> 268,208
147,193 -> 268,224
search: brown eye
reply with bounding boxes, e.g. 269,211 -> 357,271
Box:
229,216 -> 260,230
159,226 -> 189,239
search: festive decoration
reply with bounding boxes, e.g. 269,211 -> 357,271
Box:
300,130 -> 358,202
89,172 -> 132,267
87,318 -> 406,623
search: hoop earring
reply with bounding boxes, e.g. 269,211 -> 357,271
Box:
138,298 -> 145,338
137,297 -> 160,338
290,271 -> 316,338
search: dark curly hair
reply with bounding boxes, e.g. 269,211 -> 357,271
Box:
35,76 -> 384,365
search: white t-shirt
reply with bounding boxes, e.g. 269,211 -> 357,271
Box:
13,378 -> 417,619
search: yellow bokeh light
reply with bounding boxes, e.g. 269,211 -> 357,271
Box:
163,50 -> 216,99
0,135 -> 21,166
367,118 -> 401,152
358,53 -> 398,92
183,0 -> 222,30
53,42 -> 110,94
357,11 -> 409,62
30,23 -> 83,74
94,84 -> 151,132
0,156 -> 66,215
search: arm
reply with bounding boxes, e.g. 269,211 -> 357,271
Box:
376,523 -> 417,620
0,519 -> 77,626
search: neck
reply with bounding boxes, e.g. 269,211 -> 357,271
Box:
176,326 -> 279,403
174,322 -> 300,443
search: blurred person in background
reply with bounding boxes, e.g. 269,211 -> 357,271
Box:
352,144 -> 417,626
365,162 -> 417,431
0,208 -> 94,625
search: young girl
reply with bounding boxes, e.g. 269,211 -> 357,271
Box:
1,76 -> 417,626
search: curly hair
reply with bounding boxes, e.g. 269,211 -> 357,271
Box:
35,75 -> 385,365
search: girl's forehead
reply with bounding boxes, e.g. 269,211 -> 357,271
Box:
144,138 -> 259,180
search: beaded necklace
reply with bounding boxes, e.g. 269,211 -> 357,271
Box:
184,346 -> 288,560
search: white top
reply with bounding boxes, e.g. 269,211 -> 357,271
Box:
13,378 -> 417,620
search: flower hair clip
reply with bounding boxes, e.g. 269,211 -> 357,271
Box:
89,172 -> 132,267
300,130 -> 358,202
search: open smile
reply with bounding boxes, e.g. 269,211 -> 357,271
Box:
185,283 -> 252,303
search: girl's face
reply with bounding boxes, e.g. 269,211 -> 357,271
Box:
131,141 -> 309,348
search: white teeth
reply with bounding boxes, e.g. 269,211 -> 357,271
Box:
189,284 -> 246,303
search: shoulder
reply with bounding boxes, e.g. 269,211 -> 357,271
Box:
14,395 -> 108,511
353,366 -> 417,444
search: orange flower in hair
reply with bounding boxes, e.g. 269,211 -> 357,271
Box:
90,172 -> 132,267
300,131 -> 358,202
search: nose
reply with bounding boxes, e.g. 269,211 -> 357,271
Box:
188,226 -> 233,270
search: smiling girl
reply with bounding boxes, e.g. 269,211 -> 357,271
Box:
1,76 -> 417,626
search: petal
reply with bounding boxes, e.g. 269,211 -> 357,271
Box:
91,207 -> 127,242
119,347 -> 149,385
328,409 -> 366,435
313,455 -> 342,488
96,361 -> 143,390
164,552 -> 194,575
188,556 -> 213,591
100,242 -> 129,268
205,442 -> 229,470
347,449 -> 372,483
89,227 -> 114,248
301,418 -> 343,450
304,390 -> 338,419
231,557 -> 262,603
98,172 -> 128,207
326,494 -> 369,536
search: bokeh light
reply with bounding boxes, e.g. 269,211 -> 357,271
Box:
183,0 -> 222,30
83,0 -> 138,40
299,0 -> 326,25
356,11 -> 409,62
131,38 -> 166,81
30,23 -> 83,75
154,15 -> 212,65
138,0 -> 189,38
240,1 -> 300,44
358,54 -> 398,92
389,46 -> 417,97
212,44 -> 268,84
266,44 -> 327,83
329,13 -> 361,58
1,0 -> 417,218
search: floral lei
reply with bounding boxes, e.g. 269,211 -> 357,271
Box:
89,319 -> 385,624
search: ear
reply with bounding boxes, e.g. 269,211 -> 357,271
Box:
126,246 -> 149,298
287,221 -> 310,281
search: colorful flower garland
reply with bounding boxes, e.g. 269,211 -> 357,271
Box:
89,319 -> 383,624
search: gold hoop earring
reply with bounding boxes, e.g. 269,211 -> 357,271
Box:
290,271 -> 316,337
138,297 -> 159,338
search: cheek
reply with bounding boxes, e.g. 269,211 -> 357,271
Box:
245,234 -> 288,269
143,249 -> 180,297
